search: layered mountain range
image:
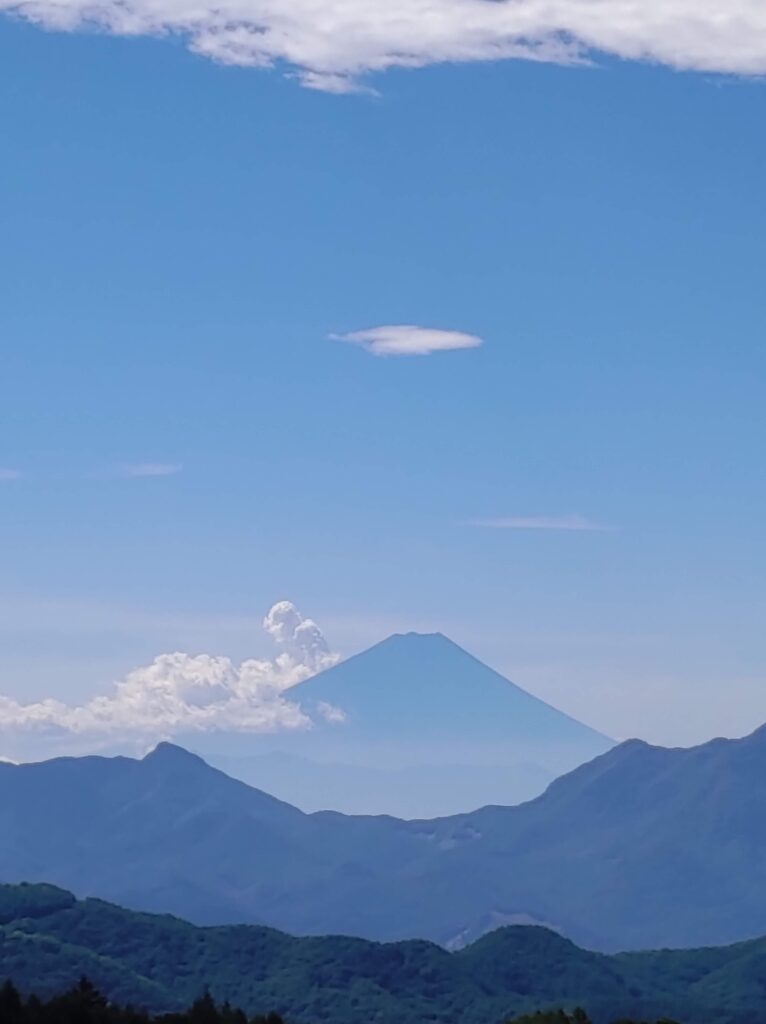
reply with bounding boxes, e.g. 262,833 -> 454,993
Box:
2,721 -> 766,951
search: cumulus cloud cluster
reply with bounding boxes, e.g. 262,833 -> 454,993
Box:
332,325 -> 483,357
0,601 -> 341,754
3,0 -> 766,92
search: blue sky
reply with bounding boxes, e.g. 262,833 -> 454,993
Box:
1,15 -> 765,749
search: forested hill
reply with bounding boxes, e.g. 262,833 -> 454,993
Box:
1,883 -> 765,1024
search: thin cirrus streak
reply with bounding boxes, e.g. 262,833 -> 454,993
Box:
0,465 -> 176,481
112,463 -> 183,478
469,515 -> 611,531
2,0 -> 766,92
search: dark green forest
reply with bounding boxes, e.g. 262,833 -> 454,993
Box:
0,980 -> 679,1024
1,885 -> 764,1024
0,980 -> 283,1024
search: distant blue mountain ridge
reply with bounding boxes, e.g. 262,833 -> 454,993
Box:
2,715 -> 766,952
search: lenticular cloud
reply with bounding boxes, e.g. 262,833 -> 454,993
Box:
3,0 -> 766,91
332,326 -> 483,357
0,602 -> 340,757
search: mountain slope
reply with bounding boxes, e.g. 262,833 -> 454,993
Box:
2,728 -> 766,950
0,743 -> 421,927
394,724 -> 766,951
3,883 -> 766,1024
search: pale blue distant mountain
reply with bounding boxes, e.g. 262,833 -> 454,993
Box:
198,631 -> 613,816
205,752 -> 556,817
291,631 -> 611,751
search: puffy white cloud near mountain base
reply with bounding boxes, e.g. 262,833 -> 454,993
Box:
2,0 -> 766,92
0,602 -> 341,755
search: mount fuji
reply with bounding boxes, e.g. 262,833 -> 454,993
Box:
198,631 -> 613,817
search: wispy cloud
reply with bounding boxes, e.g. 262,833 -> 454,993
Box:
112,463 -> 182,479
469,515 -> 611,532
1,0 -> 765,92
331,325 -> 483,357
0,469 -> 21,482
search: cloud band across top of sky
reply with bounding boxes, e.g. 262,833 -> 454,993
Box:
0,602 -> 342,761
3,0 -> 766,92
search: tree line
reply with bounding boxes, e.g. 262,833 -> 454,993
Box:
510,1013 -> 680,1024
0,979 -> 284,1024
0,978 -> 682,1024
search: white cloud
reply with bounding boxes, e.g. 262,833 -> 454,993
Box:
263,600 -> 341,674
332,325 -> 483,357
0,602 -> 342,755
470,515 -> 610,531
315,699 -> 347,723
0,469 -> 21,481
113,463 -> 182,478
2,0 -> 766,91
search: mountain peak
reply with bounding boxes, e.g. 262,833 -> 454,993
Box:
142,742 -> 207,768
390,630 -> 447,638
384,630 -> 450,645
287,628 -> 612,751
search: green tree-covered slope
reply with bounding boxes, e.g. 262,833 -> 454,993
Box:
1,884 -> 766,1024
